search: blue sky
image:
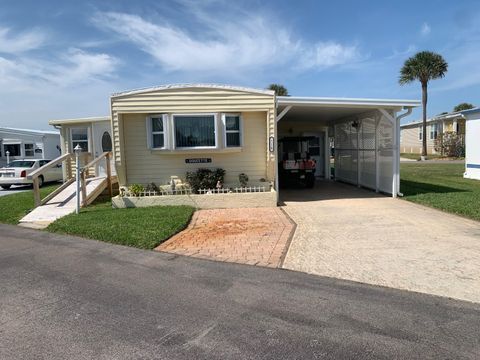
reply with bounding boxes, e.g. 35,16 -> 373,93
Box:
1,0 -> 479,129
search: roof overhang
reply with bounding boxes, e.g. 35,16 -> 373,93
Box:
49,116 -> 111,126
111,83 -> 275,98
276,96 -> 420,123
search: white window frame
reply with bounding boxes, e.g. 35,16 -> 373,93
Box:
70,127 -> 90,152
146,114 -> 168,150
222,113 -> 243,148
172,113 -> 218,150
430,123 -> 438,140
418,127 -> 423,141
3,142 -> 22,157
24,143 -> 35,157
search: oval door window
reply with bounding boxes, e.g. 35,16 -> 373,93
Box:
101,131 -> 112,152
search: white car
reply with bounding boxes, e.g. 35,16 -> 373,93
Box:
0,159 -> 63,190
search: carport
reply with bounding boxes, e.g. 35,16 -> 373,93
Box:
275,97 -> 420,197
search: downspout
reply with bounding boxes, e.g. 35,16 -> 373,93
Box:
395,107 -> 413,197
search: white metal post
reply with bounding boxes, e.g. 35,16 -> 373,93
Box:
324,128 -> 330,180
375,116 -> 380,193
6,151 -> 10,165
74,145 -> 82,214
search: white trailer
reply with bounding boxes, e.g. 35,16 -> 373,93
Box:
0,127 -> 61,167
462,108 -> 480,180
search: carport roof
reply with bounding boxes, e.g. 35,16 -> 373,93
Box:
276,96 -> 420,122
277,96 -> 420,109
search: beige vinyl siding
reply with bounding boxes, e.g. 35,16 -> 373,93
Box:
111,86 -> 276,186
400,125 -> 437,154
123,112 -> 268,186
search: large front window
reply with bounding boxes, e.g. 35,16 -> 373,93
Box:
174,115 -> 216,148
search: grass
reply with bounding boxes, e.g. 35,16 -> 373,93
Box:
400,153 -> 444,160
0,184 -> 59,224
47,199 -> 194,249
401,162 -> 480,221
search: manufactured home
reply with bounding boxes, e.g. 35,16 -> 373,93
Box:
49,84 -> 420,208
400,112 -> 465,155
0,127 -> 60,167
110,84 -> 419,206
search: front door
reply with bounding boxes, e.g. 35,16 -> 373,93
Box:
93,122 -> 113,177
304,133 -> 325,177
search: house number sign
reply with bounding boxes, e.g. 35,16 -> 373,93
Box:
185,158 -> 212,164
269,136 -> 275,153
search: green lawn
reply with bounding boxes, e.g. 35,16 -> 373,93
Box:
0,184 -> 59,224
401,162 -> 480,221
47,199 -> 194,249
400,153 -> 444,161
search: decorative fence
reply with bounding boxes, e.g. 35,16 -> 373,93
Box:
121,186 -> 267,197
197,186 -> 267,194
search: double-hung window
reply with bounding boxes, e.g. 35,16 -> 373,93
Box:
174,114 -> 216,148
430,123 -> 438,140
24,143 -> 34,157
149,116 -> 166,149
71,128 -> 89,152
223,114 -> 242,147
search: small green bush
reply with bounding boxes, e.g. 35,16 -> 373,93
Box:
239,173 -> 249,187
128,183 -> 145,197
186,168 -> 226,193
145,182 -> 159,193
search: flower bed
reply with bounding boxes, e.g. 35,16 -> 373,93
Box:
113,186 -> 277,209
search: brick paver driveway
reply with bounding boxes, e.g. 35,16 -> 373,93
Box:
281,181 -> 480,303
156,208 -> 294,268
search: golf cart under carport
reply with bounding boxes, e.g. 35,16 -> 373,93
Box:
276,96 -> 420,197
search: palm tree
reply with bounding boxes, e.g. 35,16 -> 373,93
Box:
267,84 -> 289,96
399,51 -> 448,159
453,102 -> 474,112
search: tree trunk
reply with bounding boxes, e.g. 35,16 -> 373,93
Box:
422,82 -> 428,158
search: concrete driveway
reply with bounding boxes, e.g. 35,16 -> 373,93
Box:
281,181 -> 480,303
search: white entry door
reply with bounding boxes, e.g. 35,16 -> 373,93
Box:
93,122 -> 113,177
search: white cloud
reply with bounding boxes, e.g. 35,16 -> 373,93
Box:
93,11 -> 364,74
298,41 -> 361,70
0,27 -> 45,53
420,22 -> 431,36
0,48 -> 118,90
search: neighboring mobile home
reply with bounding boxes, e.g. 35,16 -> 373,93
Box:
400,111 -> 465,155
462,107 -> 480,180
0,127 -> 60,167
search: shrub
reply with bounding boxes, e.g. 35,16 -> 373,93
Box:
145,182 -> 159,193
186,168 -> 226,193
239,173 -> 249,187
434,132 -> 465,157
128,183 -> 145,197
